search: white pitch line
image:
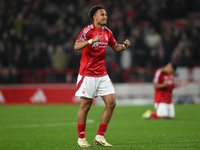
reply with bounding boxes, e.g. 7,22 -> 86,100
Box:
1,119 -> 94,128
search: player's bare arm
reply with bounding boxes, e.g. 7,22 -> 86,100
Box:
155,80 -> 187,89
174,80 -> 188,88
111,39 -> 131,53
154,83 -> 168,89
74,35 -> 102,50
154,77 -> 176,89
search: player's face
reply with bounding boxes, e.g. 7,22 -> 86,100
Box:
94,9 -> 107,25
168,69 -> 174,74
167,66 -> 175,74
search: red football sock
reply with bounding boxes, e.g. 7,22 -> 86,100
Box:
97,123 -> 108,136
77,124 -> 86,138
150,112 -> 158,119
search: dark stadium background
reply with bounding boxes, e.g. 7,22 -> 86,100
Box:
0,0 -> 200,84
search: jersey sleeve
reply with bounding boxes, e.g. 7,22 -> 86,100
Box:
108,30 -> 117,46
76,27 -> 90,42
153,69 -> 164,84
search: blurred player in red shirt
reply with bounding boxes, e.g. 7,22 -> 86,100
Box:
142,63 -> 187,119
74,5 -> 131,147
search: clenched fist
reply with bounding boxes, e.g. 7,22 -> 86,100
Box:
123,39 -> 131,48
92,35 -> 102,43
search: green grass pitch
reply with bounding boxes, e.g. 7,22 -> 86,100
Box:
0,104 -> 199,150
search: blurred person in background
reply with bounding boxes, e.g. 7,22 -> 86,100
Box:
0,0 -> 200,84
74,5 -> 131,147
51,45 -> 68,82
142,63 -> 187,119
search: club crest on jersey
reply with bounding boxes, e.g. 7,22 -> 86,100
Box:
81,33 -> 86,38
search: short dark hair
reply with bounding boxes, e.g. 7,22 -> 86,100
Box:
170,62 -> 177,71
89,5 -> 105,20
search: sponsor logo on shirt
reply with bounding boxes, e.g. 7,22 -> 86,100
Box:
92,42 -> 107,48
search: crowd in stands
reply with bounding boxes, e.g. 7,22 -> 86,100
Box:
0,0 -> 200,83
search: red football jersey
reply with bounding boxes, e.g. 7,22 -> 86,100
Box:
153,68 -> 174,104
76,24 -> 117,77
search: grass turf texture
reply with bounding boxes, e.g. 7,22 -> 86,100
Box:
0,104 -> 199,150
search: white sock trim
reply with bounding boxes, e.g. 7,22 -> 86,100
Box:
78,138 -> 86,142
96,135 -> 104,138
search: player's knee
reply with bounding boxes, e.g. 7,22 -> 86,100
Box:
81,103 -> 92,112
108,100 -> 116,109
113,101 -> 116,108
83,106 -> 91,112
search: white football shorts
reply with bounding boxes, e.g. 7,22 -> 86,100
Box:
155,103 -> 175,118
75,74 -> 115,99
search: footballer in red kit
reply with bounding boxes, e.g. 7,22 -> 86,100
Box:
77,24 -> 117,77
142,63 -> 188,119
74,5 -> 131,147
154,68 -> 174,104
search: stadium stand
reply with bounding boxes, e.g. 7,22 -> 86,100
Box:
0,0 -> 200,83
